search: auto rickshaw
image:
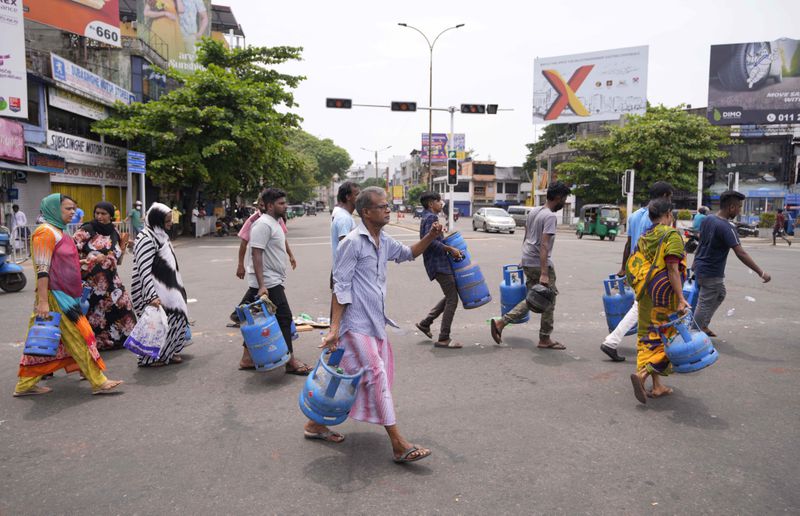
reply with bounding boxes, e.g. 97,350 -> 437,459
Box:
576,204 -> 620,241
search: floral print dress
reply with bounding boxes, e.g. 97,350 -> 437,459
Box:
73,226 -> 137,350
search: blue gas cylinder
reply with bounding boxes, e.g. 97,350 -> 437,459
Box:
602,275 -> 636,335
454,264 -> 492,309
80,286 -> 91,315
237,299 -> 290,371
660,312 -> 718,373
442,232 -> 471,270
682,275 -> 699,313
299,349 -> 364,426
24,312 -> 62,357
500,265 -> 529,323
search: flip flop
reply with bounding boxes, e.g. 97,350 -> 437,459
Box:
630,374 -> 647,404
537,341 -> 566,350
434,339 -> 462,349
647,387 -> 674,398
393,445 -> 432,464
490,319 -> 503,345
238,364 -> 256,370
92,380 -> 123,395
415,323 -> 433,339
13,386 -> 52,397
169,355 -> 184,364
285,364 -> 312,376
304,430 -> 345,443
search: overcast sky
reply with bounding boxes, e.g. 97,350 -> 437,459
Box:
226,0 -> 798,168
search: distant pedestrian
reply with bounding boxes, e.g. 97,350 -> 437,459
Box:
11,204 -> 28,244
600,181 -> 674,362
73,201 -> 136,350
692,206 -> 709,233
126,200 -> 144,241
693,191 -> 771,337
309,187 -> 442,463
237,188 -> 310,374
330,181 -> 360,288
131,203 -> 189,367
490,182 -> 572,350
415,191 -> 464,348
170,204 -> 182,239
70,204 -> 85,225
13,193 -> 123,396
773,209 -> 791,246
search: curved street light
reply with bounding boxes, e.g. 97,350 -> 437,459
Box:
398,22 -> 465,189
361,145 -> 393,191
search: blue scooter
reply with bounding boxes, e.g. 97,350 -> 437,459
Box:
0,226 -> 27,292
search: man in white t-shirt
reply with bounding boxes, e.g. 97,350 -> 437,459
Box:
241,188 -> 311,375
329,181 -> 360,287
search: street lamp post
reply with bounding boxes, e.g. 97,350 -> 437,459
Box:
361,145 -> 392,193
398,22 -> 465,190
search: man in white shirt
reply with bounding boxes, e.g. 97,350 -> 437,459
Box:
242,188 -> 311,374
12,204 -> 28,245
329,181 -> 360,287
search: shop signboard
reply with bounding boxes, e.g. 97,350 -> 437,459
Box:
0,0 -> 28,119
533,46 -> 649,123
708,38 -> 800,125
420,133 -> 466,162
51,54 -> 135,106
137,0 -> 212,72
28,149 -> 67,173
47,130 -> 126,167
48,87 -> 108,120
0,118 -> 25,163
24,0 -> 121,47
51,164 -> 128,187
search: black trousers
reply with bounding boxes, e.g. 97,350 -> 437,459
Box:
238,285 -> 294,353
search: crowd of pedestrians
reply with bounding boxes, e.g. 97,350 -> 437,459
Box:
10,181 -> 778,463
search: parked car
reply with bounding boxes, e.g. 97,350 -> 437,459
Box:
288,205 -> 305,218
472,207 -> 515,234
507,205 -> 534,227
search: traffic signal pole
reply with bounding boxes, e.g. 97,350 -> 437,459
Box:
448,106 -> 456,230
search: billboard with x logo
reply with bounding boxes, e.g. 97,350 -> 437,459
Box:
533,46 -> 648,124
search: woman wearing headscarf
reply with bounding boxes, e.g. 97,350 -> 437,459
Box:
73,201 -> 137,350
13,194 -> 123,396
131,203 -> 189,366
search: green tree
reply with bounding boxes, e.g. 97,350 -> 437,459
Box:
405,184 -> 426,207
93,39 -> 305,227
556,105 -> 734,204
288,130 -> 352,185
523,123 -> 577,173
360,177 -> 386,189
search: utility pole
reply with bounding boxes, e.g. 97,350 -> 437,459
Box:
697,161 -> 703,211
447,106 -> 456,230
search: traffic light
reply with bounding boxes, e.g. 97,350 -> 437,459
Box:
326,98 -> 352,109
460,104 -> 486,114
447,158 -> 458,185
391,101 -> 417,112
486,104 -> 498,114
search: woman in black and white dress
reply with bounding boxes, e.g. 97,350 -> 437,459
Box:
131,203 -> 189,367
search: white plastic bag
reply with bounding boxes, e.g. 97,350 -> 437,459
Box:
124,305 -> 169,358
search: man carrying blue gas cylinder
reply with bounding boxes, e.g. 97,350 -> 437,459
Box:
415,191 -> 464,349
490,181 -> 571,349
308,187 -> 442,463
599,181 -> 674,362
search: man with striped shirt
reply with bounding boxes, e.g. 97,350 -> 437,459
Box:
305,187 -> 442,464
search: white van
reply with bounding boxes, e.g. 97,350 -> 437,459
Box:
507,205 -> 534,227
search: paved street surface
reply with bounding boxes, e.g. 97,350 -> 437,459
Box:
1,215 -> 798,515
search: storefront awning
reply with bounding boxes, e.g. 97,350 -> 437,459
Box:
0,160 -> 49,174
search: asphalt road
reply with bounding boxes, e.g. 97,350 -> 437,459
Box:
1,215 -> 798,515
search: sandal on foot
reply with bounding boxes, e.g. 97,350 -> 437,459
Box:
13,386 -> 52,397
92,380 -> 123,395
285,363 -> 312,376
537,341 -> 566,350
490,319 -> 503,345
304,430 -> 345,443
169,355 -> 184,364
434,339 -> 462,349
630,374 -> 647,405
415,322 -> 433,339
393,445 -> 432,464
647,387 -> 674,398
238,363 -> 256,370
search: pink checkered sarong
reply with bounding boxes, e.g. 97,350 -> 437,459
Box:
338,331 -> 396,426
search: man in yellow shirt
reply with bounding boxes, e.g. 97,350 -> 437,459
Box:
171,204 -> 182,238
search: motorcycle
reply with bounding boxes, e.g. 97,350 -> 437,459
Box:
734,221 -> 760,238
683,228 -> 700,254
0,226 -> 27,292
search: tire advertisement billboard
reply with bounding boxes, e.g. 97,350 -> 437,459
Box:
707,38 -> 800,125
24,0 -> 122,47
533,46 -> 648,123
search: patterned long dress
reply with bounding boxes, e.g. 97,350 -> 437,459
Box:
130,226 -> 189,366
73,225 -> 137,350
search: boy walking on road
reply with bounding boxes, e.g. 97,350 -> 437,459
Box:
415,192 -> 464,349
